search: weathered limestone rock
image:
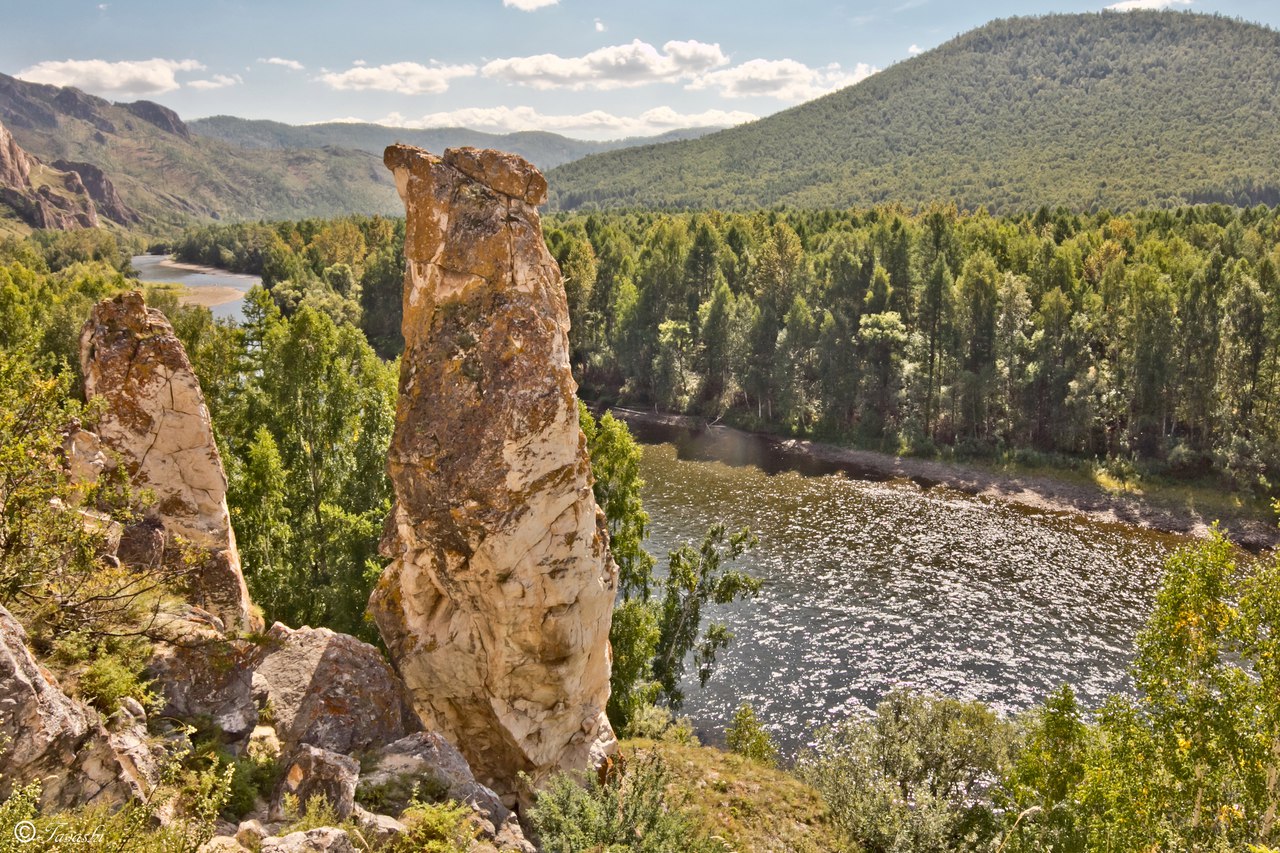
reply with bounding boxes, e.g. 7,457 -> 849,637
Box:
80,291 -> 254,631
149,621 -> 420,756
261,828 -> 357,853
252,623 -> 422,755
0,605 -> 149,810
270,744 -> 359,821
358,732 -> 533,852
371,145 -> 617,800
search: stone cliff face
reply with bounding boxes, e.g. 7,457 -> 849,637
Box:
53,159 -> 141,224
80,292 -> 254,632
371,145 -> 617,801
0,118 -> 99,230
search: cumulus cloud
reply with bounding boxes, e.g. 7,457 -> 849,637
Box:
1106,0 -> 1191,9
17,58 -> 203,95
482,39 -> 727,90
503,0 -> 558,9
594,18 -> 606,32
187,73 -> 241,90
908,44 -> 923,55
260,57 -> 304,71
340,104 -> 756,139
690,59 -> 877,101
318,61 -> 476,94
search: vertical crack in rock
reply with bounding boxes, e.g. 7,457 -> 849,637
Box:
80,291 -> 254,632
371,146 -> 617,804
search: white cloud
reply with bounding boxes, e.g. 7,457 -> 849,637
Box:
1105,0 -> 1191,9
17,58 -> 203,95
690,58 -> 877,101
188,73 -> 241,90
503,0 -> 558,9
482,39 -> 727,90
318,61 -> 476,95
594,18 -> 606,32
908,44 -> 923,55
260,56 -> 304,71
339,104 -> 756,139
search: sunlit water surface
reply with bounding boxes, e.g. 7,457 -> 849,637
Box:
633,425 -> 1182,753
132,254 -> 260,322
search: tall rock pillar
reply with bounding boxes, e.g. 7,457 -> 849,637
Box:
80,291 -> 254,632
371,146 -> 617,801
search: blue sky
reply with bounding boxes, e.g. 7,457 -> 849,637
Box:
4,0 -> 1278,139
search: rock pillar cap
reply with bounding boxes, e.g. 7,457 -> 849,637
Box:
384,144 -> 548,206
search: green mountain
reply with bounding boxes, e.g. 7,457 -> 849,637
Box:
0,72 -> 401,228
548,12 -> 1280,212
188,117 -> 721,171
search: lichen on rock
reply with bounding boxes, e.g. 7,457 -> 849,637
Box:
79,291 -> 254,632
371,145 -> 618,803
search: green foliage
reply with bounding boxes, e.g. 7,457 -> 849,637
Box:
543,202 -> 1280,503
528,752 -> 723,853
580,406 -> 760,728
278,793 -> 366,843
0,743 -> 234,853
798,689 -> 1014,853
623,704 -> 698,746
0,344 -> 186,656
386,800 -> 477,853
550,13 -> 1280,213
652,524 -> 761,708
725,703 -> 779,767
76,638 -> 159,716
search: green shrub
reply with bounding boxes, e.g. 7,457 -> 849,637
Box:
623,703 -> 698,745
725,703 -> 778,767
385,800 -> 476,853
0,745 -> 232,853
797,689 -> 1013,853
528,751 -> 723,853
76,640 -> 158,716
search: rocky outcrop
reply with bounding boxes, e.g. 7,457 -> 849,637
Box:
53,159 -> 140,224
149,620 -> 420,755
270,744 -> 359,821
261,828 -> 357,853
0,118 -> 99,230
371,145 -> 617,801
80,292 -> 254,632
359,733 -> 533,852
0,605 -> 152,810
122,99 -> 191,139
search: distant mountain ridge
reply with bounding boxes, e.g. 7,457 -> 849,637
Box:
0,71 -> 721,230
0,72 -> 400,227
548,12 -> 1280,212
188,117 -> 723,171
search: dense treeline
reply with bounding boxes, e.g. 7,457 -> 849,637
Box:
173,204 -> 1280,500
171,216 -> 406,358
552,203 -> 1280,497
548,12 -> 1280,212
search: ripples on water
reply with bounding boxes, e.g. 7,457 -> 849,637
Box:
635,431 -> 1181,753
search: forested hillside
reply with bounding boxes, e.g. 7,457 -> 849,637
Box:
549,12 -> 1280,212
0,73 -> 400,227
189,117 -> 720,171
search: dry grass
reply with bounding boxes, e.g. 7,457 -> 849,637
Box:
621,738 -> 854,853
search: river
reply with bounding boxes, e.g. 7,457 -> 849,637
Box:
631,420 -> 1183,753
131,255 -> 260,322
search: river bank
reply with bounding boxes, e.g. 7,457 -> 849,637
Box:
609,408 -> 1279,551
131,254 -> 259,321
